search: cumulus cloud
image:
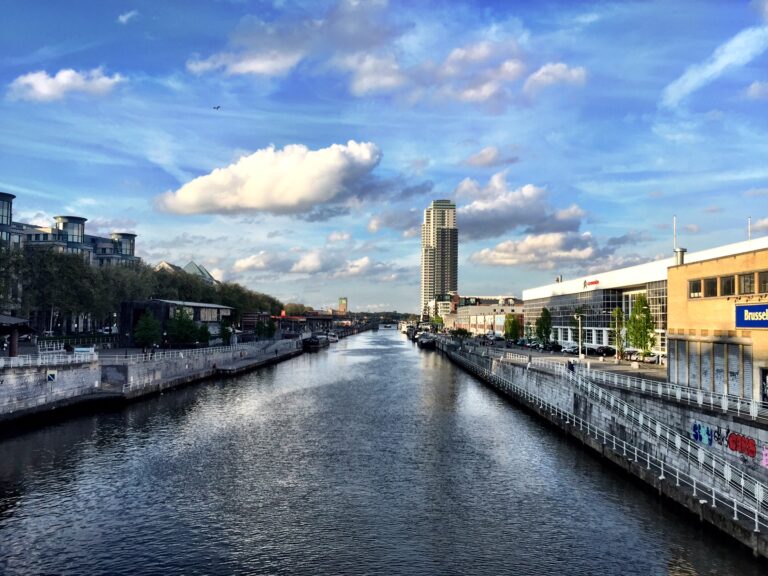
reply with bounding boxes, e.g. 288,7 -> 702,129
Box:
188,0 -> 397,78
85,217 -> 138,236
470,232 -> 598,269
523,62 -> 586,96
367,207 -> 421,235
754,217 -> 768,232
455,173 -> 586,240
465,146 -> 518,167
8,67 -> 124,101
684,224 -> 701,234
117,10 -> 139,25
335,53 -> 407,95
661,26 -> 768,108
234,250 -> 293,273
746,80 -> 768,99
155,140 -> 382,216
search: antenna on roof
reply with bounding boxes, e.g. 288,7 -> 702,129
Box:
673,215 -> 677,250
748,216 -> 752,240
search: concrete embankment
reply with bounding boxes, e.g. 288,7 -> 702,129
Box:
440,341 -> 768,560
0,340 -> 303,425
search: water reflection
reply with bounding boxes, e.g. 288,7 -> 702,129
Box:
0,330 -> 765,575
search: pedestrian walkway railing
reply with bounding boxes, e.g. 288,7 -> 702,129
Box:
0,352 -> 98,369
451,348 -> 768,535
100,340 -> 281,365
462,345 -> 768,422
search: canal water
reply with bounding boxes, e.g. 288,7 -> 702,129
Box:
0,330 -> 765,575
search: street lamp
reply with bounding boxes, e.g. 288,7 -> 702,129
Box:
574,313 -> 583,360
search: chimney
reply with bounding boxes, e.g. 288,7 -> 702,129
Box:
674,247 -> 687,266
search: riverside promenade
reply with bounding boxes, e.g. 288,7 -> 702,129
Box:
0,338 -> 304,424
438,337 -> 768,559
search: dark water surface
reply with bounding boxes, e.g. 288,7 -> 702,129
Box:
0,330 -> 765,575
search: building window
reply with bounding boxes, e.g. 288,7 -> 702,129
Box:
720,276 -> 735,297
759,271 -> 768,294
703,277 -> 718,297
688,280 -> 702,298
739,273 -> 755,295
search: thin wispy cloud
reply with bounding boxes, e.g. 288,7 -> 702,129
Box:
117,10 -> 139,25
661,26 -> 768,108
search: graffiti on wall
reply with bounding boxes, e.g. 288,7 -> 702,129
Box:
690,420 -> 765,466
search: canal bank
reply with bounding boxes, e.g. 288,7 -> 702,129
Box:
0,339 -> 303,425
439,338 -> 768,559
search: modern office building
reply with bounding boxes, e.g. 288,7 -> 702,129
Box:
0,192 -> 140,267
667,242 -> 768,401
420,199 -> 458,318
523,236 -> 768,362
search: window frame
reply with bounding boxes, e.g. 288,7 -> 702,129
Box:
720,275 -> 735,297
703,277 -> 718,298
688,279 -> 702,299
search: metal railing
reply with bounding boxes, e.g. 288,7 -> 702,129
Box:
0,352 -> 98,368
466,346 -> 768,423
450,348 -> 768,535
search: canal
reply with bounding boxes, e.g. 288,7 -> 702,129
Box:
0,330 -> 765,575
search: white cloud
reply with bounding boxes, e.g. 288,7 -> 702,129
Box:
465,146 -> 518,167
335,256 -> 371,277
117,10 -> 139,25
335,53 -> 407,95
8,67 -> 124,102
234,251 -> 284,272
470,232 -> 597,269
291,250 -> 327,274
746,80 -> 768,99
683,224 -> 700,234
523,62 -> 586,96
661,26 -> 768,108
456,173 -> 586,240
155,140 -> 382,216
754,217 -> 768,232
745,187 -> 768,196
187,50 -> 304,76
328,231 -> 351,243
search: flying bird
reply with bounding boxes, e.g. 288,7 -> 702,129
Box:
213,105 -> 221,110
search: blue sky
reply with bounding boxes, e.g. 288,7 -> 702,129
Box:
2,0 -> 768,313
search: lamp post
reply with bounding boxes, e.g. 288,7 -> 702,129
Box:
574,313 -> 583,360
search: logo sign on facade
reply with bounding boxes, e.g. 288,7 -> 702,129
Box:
583,279 -> 600,289
735,304 -> 768,328
46,370 -> 57,382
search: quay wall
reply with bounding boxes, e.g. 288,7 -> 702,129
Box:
0,360 -> 101,422
102,339 -> 303,398
445,345 -> 768,559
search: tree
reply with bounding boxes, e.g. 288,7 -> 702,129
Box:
220,318 -> 232,345
450,328 -> 471,339
504,314 -> 521,340
626,294 -> 655,357
166,308 -> 199,346
133,312 -> 161,348
430,315 -> 443,326
535,308 -> 552,346
198,324 -> 211,345
610,307 -> 626,359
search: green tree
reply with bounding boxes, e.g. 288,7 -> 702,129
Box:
450,328 -> 471,339
166,308 -> 199,345
198,324 -> 211,345
535,307 -> 552,346
133,312 -> 161,348
430,315 -> 443,326
220,318 -> 232,345
626,294 -> 655,357
504,314 -> 521,339
610,307 -> 626,359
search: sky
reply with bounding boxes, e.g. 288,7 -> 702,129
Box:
2,0 -> 768,313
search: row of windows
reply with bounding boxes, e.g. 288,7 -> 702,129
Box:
689,271 -> 768,298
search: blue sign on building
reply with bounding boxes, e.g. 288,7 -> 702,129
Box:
735,304 -> 768,328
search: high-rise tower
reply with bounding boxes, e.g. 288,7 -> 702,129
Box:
420,199 -> 458,318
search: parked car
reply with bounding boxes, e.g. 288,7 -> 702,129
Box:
563,345 -> 579,355
595,345 -> 616,357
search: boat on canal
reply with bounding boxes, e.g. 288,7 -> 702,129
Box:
416,333 -> 436,350
303,334 -> 330,352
